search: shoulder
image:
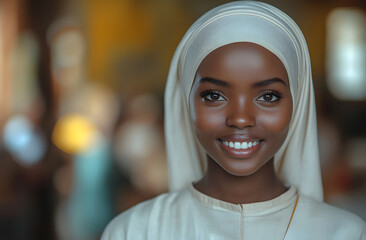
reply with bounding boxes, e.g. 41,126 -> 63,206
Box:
298,195 -> 365,223
101,188 -> 193,240
293,195 -> 366,239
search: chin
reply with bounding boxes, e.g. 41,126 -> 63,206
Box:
219,160 -> 264,177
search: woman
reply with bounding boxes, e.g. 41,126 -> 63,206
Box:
102,1 -> 366,239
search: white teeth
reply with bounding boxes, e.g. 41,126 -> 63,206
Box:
223,140 -> 259,150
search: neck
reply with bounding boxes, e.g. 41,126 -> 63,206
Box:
194,157 -> 287,204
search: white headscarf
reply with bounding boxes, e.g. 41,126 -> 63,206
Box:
164,1 -> 323,201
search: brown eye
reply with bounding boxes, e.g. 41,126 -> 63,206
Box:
263,94 -> 274,101
210,93 -> 221,100
200,91 -> 225,102
257,91 -> 281,103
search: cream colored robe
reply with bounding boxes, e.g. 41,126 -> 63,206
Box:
101,186 -> 366,240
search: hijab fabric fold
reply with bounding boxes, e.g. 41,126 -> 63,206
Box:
164,1 -> 323,201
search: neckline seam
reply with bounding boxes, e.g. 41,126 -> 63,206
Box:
189,184 -> 298,214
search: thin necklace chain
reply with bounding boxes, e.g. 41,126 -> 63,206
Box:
283,194 -> 299,240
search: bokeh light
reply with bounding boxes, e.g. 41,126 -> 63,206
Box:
326,8 -> 366,100
3,115 -> 47,166
52,114 -> 98,154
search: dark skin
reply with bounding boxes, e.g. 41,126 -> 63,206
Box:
189,42 -> 293,204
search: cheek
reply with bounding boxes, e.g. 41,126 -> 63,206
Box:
258,104 -> 293,137
193,105 -> 226,132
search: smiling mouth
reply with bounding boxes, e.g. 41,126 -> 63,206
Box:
221,140 -> 260,150
218,139 -> 263,158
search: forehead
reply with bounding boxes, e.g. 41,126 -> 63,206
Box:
196,42 -> 289,84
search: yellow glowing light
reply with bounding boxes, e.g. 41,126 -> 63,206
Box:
52,114 -> 97,154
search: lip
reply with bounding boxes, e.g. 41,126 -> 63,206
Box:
217,136 -> 263,159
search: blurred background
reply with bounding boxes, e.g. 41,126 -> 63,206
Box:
0,0 -> 365,239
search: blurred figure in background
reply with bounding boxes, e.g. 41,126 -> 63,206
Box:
113,93 -> 168,210
0,0 -> 63,239
49,19 -> 119,240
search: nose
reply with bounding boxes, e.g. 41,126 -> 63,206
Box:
225,98 -> 256,129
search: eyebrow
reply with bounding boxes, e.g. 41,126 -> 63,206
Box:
199,77 -> 287,88
199,77 -> 231,87
252,77 -> 288,87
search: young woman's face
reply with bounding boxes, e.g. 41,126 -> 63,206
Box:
189,42 -> 293,176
